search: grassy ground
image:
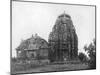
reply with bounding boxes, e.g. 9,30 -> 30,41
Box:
11,60 -> 89,74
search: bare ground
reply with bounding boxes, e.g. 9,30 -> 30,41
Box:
11,63 -> 89,74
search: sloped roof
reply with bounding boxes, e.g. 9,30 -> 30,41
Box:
16,34 -> 48,51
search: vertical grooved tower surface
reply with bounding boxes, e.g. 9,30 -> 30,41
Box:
48,12 -> 78,62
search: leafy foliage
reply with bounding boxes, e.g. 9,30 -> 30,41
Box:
78,52 -> 88,63
84,38 -> 96,69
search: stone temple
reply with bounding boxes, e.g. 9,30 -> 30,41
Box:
16,34 -> 49,60
48,12 -> 78,62
15,12 -> 78,63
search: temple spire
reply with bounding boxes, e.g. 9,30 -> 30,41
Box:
63,10 -> 66,18
32,34 -> 34,38
64,10 -> 65,14
35,33 -> 38,37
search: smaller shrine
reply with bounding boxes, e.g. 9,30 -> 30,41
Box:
16,34 -> 49,60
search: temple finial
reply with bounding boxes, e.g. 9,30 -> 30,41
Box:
64,10 -> 65,14
32,34 -> 34,38
64,10 -> 66,17
35,33 -> 37,36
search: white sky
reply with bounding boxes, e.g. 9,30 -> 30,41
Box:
12,1 -> 95,57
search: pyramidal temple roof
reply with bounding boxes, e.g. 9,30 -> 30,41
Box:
16,34 -> 48,51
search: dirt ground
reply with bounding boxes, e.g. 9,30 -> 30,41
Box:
11,62 -> 89,74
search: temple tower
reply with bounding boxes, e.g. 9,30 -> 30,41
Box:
48,12 -> 78,62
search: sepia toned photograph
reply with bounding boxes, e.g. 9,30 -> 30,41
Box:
11,0 -> 96,74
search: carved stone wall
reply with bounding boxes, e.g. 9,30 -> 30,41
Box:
48,12 -> 78,62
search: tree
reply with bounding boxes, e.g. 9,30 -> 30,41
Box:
78,52 -> 88,63
85,38 -> 96,69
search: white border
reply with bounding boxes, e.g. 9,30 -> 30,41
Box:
0,0 -> 100,75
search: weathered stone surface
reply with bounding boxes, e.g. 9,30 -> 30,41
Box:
48,12 -> 78,62
16,34 -> 48,59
